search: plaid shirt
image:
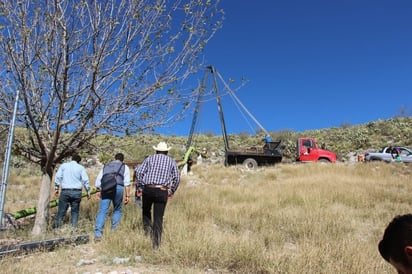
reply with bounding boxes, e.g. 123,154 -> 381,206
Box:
135,153 -> 180,194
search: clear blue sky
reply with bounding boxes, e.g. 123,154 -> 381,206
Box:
158,0 -> 412,136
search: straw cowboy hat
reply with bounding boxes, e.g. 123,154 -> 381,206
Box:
153,141 -> 171,151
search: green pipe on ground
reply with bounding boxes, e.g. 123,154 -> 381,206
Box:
11,188 -> 99,220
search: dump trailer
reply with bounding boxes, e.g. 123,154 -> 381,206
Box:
225,141 -> 283,168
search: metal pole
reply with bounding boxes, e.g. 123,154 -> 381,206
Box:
0,89 -> 19,227
209,66 -> 230,151
185,70 -> 208,150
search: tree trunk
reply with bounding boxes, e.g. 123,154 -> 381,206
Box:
31,174 -> 52,235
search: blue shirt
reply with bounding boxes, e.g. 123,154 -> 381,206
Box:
55,160 -> 90,192
135,154 -> 180,194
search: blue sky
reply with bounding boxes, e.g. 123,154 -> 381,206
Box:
158,0 -> 412,136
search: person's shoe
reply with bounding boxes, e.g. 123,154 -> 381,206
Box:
94,237 -> 102,242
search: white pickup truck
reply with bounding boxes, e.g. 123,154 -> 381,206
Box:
364,146 -> 412,163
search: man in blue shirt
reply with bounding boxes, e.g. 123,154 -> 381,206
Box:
54,154 -> 91,229
135,141 -> 180,249
263,134 -> 272,143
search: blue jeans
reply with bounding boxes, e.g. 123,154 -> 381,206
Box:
94,184 -> 124,238
55,189 -> 82,228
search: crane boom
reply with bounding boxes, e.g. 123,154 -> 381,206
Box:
184,65 -> 283,169
185,71 -> 209,150
209,66 -> 230,151
186,66 -> 230,152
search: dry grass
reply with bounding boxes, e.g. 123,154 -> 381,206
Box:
1,162 -> 411,273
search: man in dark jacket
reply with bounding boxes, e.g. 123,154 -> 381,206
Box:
94,153 -> 131,241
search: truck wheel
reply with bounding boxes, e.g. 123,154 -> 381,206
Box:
318,159 -> 330,163
243,158 -> 258,169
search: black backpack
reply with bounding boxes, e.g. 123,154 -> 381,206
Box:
100,163 -> 124,195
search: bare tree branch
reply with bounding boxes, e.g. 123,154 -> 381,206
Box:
0,0 -> 223,234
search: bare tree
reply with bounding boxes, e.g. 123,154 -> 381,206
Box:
0,0 -> 223,235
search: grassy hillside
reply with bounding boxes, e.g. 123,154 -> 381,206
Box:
2,160 -> 411,273
1,116 -> 411,272
88,116 -> 412,164
1,116 -> 411,168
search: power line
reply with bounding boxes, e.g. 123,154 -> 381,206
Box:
214,70 -> 269,135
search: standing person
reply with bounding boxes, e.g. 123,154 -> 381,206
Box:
54,154 -> 91,229
94,153 -> 131,241
262,134 -> 272,150
262,134 -> 272,143
133,165 -> 143,207
133,156 -> 148,207
135,141 -> 180,249
379,214 -> 412,274
391,146 -> 402,162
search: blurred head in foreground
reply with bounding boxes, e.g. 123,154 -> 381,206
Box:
379,214 -> 412,274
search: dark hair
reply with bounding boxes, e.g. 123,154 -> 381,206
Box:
115,153 -> 124,162
379,214 -> 412,267
72,154 -> 81,163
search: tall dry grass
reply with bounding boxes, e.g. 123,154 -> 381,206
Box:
1,162 -> 411,273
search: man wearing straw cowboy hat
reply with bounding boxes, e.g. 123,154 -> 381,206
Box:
135,141 -> 180,249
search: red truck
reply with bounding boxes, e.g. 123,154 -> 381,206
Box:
296,137 -> 337,163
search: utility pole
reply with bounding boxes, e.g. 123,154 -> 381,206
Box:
0,89 -> 19,228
